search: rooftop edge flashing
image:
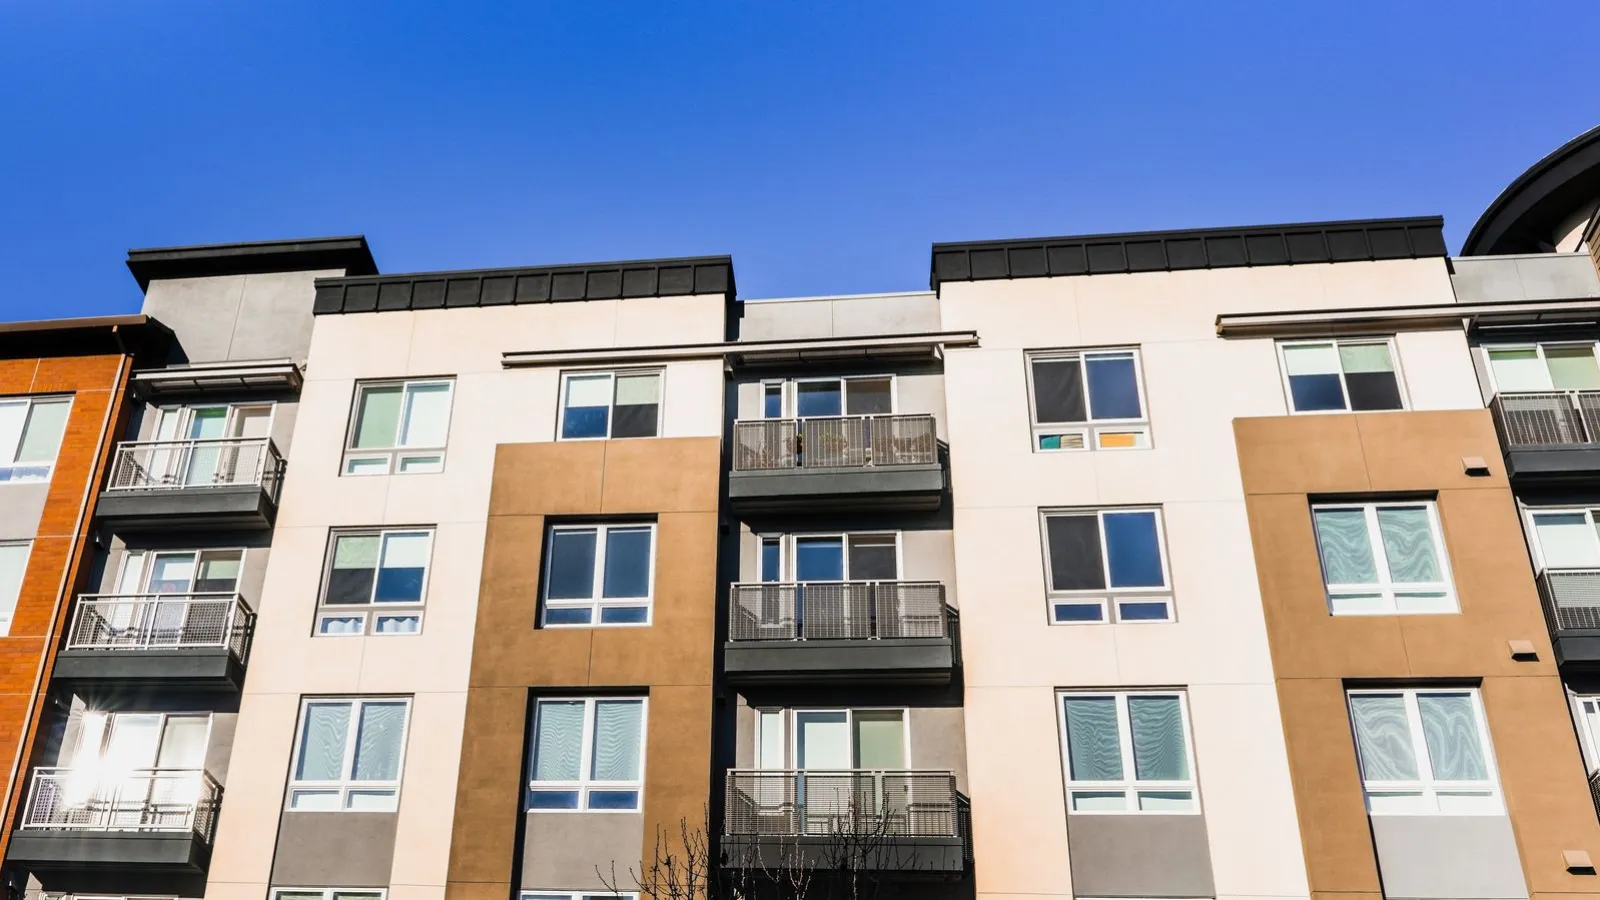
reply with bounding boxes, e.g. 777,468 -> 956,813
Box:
0,314 -> 174,361
126,236 -> 377,291
311,254 -> 735,314
1462,124 -> 1600,257
929,216 -> 1447,290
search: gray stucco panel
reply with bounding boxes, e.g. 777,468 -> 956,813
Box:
1066,813 -> 1215,898
271,811 -> 398,887
522,811 -> 645,890
1369,814 -> 1528,900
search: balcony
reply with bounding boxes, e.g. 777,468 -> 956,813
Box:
724,582 -> 954,685
1489,391 -> 1600,481
723,769 -> 966,875
8,768 -> 220,874
1537,569 -> 1600,667
52,594 -> 254,690
95,438 -> 284,528
728,415 -> 944,512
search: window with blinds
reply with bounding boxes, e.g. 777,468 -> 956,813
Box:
1346,688 -> 1501,815
315,528 -> 434,636
286,698 -> 411,812
343,379 -> 455,476
527,697 -> 647,812
1058,690 -> 1198,814
0,396 -> 71,482
559,370 -> 663,440
1278,338 -> 1405,413
1310,500 -> 1456,615
541,523 -> 655,627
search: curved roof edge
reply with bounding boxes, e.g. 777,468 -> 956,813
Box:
1462,125 -> 1600,256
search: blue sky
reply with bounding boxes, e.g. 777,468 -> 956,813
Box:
1,2 -> 1596,320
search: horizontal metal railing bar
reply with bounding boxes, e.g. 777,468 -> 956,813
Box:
724,768 -> 960,838
67,592 -> 254,656
1538,568 -> 1600,632
1490,390 -> 1600,448
21,766 -> 222,840
728,581 -> 948,642
106,437 -> 285,499
731,414 -> 938,471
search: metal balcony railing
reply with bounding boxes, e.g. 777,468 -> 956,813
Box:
1590,768 -> 1600,825
725,770 -> 958,838
67,593 -> 254,658
729,582 -> 948,642
732,415 -> 937,471
1537,569 -> 1600,632
1490,391 -> 1600,447
21,767 -> 222,840
107,438 -> 285,500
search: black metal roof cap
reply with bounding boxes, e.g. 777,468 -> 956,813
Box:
127,236 -> 378,291
1461,125 -> 1600,257
929,216 -> 1447,290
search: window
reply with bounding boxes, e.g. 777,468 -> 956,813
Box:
758,532 -> 900,582
69,711 -> 210,772
0,396 -> 70,482
0,542 -> 30,636
1058,690 -> 1198,813
114,548 -> 243,595
1311,501 -> 1455,615
1026,349 -> 1149,451
1528,507 -> 1600,571
755,708 -> 907,770
559,370 -> 663,440
344,380 -> 454,475
522,893 -> 637,900
758,376 -> 893,419
1346,688 -> 1499,814
542,524 -> 654,626
1572,694 -> 1600,773
527,697 -> 646,811
315,529 -> 432,636
287,698 -> 411,811
273,890 -> 385,900
1041,509 -> 1171,624
1486,342 -> 1600,393
1279,339 -> 1405,413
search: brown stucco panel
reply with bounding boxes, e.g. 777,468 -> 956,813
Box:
1237,409 -> 1600,898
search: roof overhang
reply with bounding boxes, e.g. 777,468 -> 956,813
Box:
127,236 -> 377,291
131,359 -> 303,395
0,314 -> 173,361
1462,125 -> 1600,256
1216,298 -> 1600,338
501,332 -> 980,369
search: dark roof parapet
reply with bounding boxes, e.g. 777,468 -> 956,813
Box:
127,236 -> 377,291
930,216 -> 1446,290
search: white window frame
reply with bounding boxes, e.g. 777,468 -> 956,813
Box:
1310,500 -> 1457,615
342,378 -> 455,476
0,540 -> 32,637
556,369 -> 666,441
541,523 -> 656,627
1040,508 -> 1174,626
1482,340 -> 1600,394
771,531 -> 903,582
313,528 -> 436,637
0,395 -> 73,483
112,547 -> 247,593
1024,348 -> 1151,453
271,890 -> 387,900
285,697 -> 412,812
1570,690 -> 1600,775
782,706 -> 911,769
1057,689 -> 1200,815
521,893 -> 639,900
1346,688 -> 1502,815
1276,337 -> 1409,415
780,374 -> 897,419
527,696 -> 648,813
1524,505 -> 1600,573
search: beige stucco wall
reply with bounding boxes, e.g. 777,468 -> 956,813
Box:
938,258 -> 1475,900
204,297 -> 726,900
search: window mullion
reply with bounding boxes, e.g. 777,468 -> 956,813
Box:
1116,693 -> 1137,801
591,527 -> 607,608
1096,512 -> 1113,596
1335,343 -> 1354,412
1080,357 -> 1096,422
581,699 -> 598,788
1365,506 -> 1395,603
1403,693 -> 1434,788
342,701 -> 361,791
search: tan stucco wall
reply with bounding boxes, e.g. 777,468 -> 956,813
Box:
1237,410 -> 1600,900
204,297 -> 726,900
937,259 -> 1470,900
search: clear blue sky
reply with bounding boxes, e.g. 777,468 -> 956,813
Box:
2,2 -> 1597,320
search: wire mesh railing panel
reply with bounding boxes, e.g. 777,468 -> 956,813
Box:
1491,392 -> 1591,446
728,582 -> 948,641
68,593 -> 253,654
731,416 -> 937,471
724,770 -> 959,838
21,768 -> 221,840
107,438 -> 283,493
1541,570 -> 1600,630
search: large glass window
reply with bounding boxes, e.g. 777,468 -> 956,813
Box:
273,890 -> 385,900
759,376 -> 894,419
527,697 -> 646,812
1528,507 -> 1600,570
0,396 -> 71,483
287,698 -> 411,811
559,370 -> 663,440
1058,690 -> 1197,813
1026,349 -> 1149,452
1487,342 -> 1600,393
1279,339 -> 1405,413
523,893 -> 637,900
1041,508 -> 1171,624
542,523 -> 655,627
344,380 -> 455,476
753,708 -> 907,770
0,542 -> 30,637
1346,688 -> 1499,814
315,529 -> 434,636
1311,501 -> 1455,615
